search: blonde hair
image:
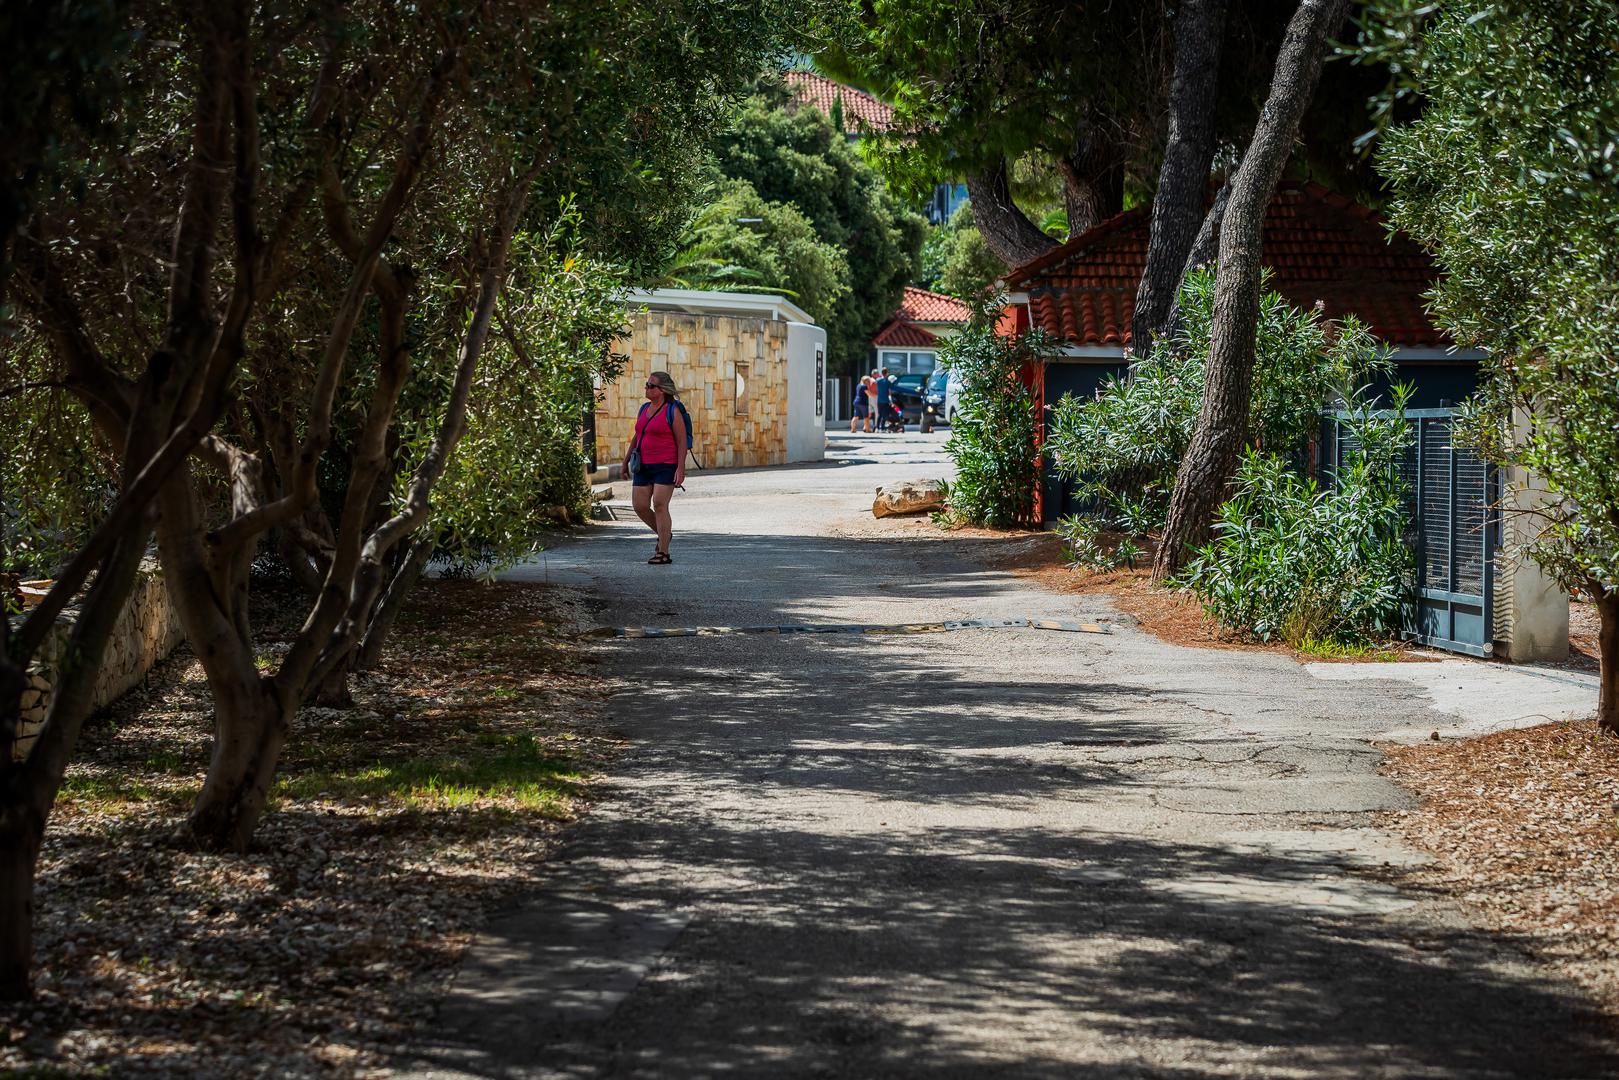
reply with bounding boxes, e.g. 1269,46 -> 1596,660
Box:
648,370 -> 679,397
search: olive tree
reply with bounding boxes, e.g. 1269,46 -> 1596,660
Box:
3,0 -> 310,999
3,0 -> 812,999
1376,0 -> 1619,731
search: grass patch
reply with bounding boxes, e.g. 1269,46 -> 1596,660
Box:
1293,636 -> 1396,660
57,771 -> 192,811
277,733 -> 583,813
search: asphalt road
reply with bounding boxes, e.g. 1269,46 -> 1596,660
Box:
398,431 -> 1615,1080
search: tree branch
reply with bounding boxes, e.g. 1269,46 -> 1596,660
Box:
965,158 -> 1060,269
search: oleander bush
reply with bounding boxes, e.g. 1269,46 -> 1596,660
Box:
938,321 -> 1052,529
1178,389 -> 1416,646
1047,269 -> 1390,569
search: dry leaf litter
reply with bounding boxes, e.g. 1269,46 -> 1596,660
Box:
1381,718 -> 1619,1023
1,576 -> 619,1078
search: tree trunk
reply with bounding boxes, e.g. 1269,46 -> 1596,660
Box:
1133,0 -> 1227,360
1159,180 -> 1231,349
0,524 -> 152,997
1152,0 -> 1349,583
1058,120 -> 1127,238
184,686 -> 291,852
354,535 -> 434,671
0,805 -> 42,1000
1599,591 -> 1619,735
314,667 -> 354,707
966,158 -> 1060,269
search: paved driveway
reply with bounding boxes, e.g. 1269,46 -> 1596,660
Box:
399,432 -> 1614,1079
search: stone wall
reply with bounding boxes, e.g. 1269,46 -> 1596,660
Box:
597,311 -> 790,470
12,559 -> 186,760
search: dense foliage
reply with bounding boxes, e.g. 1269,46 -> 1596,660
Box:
938,322 -> 1050,529
919,204 -> 1005,300
0,373 -> 109,578
1179,391 -> 1415,647
1,0 -> 819,999
420,211 -> 630,571
649,178 -> 850,323
712,88 -> 925,375
1048,270 -> 1390,567
828,1 -> 1393,221
1375,0 -> 1619,726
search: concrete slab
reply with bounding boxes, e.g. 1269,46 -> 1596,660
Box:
1306,660 -> 1598,743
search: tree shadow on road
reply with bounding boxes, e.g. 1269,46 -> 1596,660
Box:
402,520 -> 1619,1078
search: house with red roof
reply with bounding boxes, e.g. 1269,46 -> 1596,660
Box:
784,70 -> 968,225
870,286 -> 973,377
997,181 -> 1483,522
783,70 -> 897,135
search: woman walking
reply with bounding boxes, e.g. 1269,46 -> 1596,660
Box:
623,370 -> 686,564
850,375 -> 872,433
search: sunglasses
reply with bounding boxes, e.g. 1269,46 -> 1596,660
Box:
644,381 -> 662,390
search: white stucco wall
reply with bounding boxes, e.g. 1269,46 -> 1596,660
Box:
785,321 -> 827,463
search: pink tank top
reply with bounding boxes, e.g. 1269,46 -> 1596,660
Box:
634,402 -> 680,465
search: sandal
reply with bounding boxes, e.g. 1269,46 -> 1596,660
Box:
648,551 -> 672,565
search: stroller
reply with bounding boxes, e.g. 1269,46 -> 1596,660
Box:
879,401 -> 905,433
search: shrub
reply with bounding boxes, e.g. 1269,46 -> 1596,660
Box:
1,342 -> 117,579
1177,390 -> 1416,646
939,322 -> 1052,528
1046,269 -> 1389,568
406,211 -> 629,572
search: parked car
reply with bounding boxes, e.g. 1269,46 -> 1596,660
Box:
920,369 -> 959,432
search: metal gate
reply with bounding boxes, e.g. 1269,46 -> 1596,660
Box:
1318,408 -> 1499,656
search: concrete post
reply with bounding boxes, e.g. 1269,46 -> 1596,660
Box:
1495,442 -> 1570,662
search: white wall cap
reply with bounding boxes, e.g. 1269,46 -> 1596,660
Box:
627,287 -> 814,326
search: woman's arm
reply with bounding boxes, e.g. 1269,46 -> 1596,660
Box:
623,403 -> 642,475
671,406 -> 687,486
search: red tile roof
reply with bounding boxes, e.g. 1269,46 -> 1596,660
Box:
1004,181 -> 1447,349
896,286 -> 972,325
871,319 -> 938,348
784,70 -> 896,134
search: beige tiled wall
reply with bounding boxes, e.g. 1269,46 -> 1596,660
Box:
597,311 -> 790,470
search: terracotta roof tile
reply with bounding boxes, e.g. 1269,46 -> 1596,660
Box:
896,286 -> 971,324
1004,181 -> 1448,348
784,70 -> 896,134
871,319 -> 938,348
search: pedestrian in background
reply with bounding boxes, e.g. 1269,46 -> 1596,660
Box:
624,370 -> 686,564
851,376 -> 872,433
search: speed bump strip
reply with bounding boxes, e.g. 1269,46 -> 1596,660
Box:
589,618 -> 1109,640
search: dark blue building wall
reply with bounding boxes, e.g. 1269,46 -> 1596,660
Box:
1369,360 -> 1479,409
1040,359 -> 1128,523
1038,356 -> 1481,524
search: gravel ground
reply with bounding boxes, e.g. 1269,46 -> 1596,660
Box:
1381,718 -> 1619,1023
1,576 -> 618,1078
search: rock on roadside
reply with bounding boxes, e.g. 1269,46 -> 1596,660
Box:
873,479 -> 947,518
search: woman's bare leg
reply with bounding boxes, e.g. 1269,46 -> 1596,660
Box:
632,484 -> 656,533
651,484 -> 674,554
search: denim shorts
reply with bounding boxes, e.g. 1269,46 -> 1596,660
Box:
633,461 -> 678,487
